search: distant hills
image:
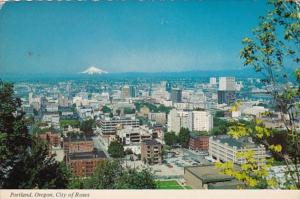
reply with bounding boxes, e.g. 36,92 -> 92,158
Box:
1,68 -> 264,82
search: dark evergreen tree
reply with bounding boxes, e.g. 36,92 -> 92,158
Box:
178,128 -> 190,148
0,81 -> 70,188
108,141 -> 124,158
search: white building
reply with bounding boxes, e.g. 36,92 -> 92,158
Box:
167,109 -> 190,134
42,113 -> 60,127
242,106 -> 269,117
116,126 -> 152,146
148,112 -> 167,125
209,77 -> 217,85
190,111 -> 213,132
209,135 -> 266,165
167,109 -> 213,134
219,77 -> 236,91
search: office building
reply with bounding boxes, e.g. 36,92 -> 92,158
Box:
219,77 -> 236,91
148,112 -> 167,125
121,85 -> 130,98
218,77 -> 236,105
116,126 -> 152,145
209,77 -> 217,85
129,85 -> 136,98
217,90 -> 236,105
97,116 -> 140,135
209,135 -> 266,165
166,82 -> 172,92
170,88 -> 182,103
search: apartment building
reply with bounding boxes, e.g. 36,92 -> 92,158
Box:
190,111 -> 213,132
189,134 -> 209,151
66,151 -> 107,177
209,135 -> 266,165
141,140 -> 162,165
39,131 -> 61,148
63,135 -> 94,154
167,109 -> 213,134
167,109 -> 190,134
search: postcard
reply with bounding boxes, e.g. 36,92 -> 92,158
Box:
0,0 -> 300,199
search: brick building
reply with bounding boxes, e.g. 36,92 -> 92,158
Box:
189,135 -> 209,151
66,151 -> 107,177
141,140 -> 162,165
39,131 -> 61,148
63,135 -> 94,154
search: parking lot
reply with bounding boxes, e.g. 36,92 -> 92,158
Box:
124,148 -> 211,179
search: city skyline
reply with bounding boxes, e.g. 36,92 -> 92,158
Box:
0,1 -> 269,74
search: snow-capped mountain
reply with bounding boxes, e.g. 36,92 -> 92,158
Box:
80,66 -> 108,75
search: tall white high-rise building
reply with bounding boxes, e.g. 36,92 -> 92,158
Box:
189,111 -> 213,132
167,109 -> 190,134
167,109 -> 213,134
29,92 -> 33,105
209,77 -> 217,85
219,77 -> 236,91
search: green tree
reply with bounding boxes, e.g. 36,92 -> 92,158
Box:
80,119 -> 94,136
178,128 -> 190,148
85,160 -> 156,189
164,132 -> 178,146
123,107 -> 135,114
215,110 -> 225,118
0,81 -> 70,188
115,168 -> 156,189
59,119 -> 80,128
157,105 -> 172,114
102,106 -> 111,113
108,141 -> 124,158
86,160 -> 123,189
211,117 -> 231,135
217,0 -> 300,189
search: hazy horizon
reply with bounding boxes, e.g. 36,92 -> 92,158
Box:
0,1 -> 269,74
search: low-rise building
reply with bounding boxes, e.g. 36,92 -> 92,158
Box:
189,134 -> 209,151
42,112 -> 60,127
141,140 -> 162,165
184,165 -> 244,189
116,126 -> 152,145
39,131 -> 61,148
97,116 -> 140,135
66,151 -> 107,177
209,135 -> 266,165
148,112 -> 167,125
63,135 -> 94,154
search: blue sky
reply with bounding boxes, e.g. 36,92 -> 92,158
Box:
0,1 -> 269,74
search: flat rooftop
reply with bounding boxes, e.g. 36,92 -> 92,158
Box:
63,135 -> 93,142
211,135 -> 259,149
185,165 -> 235,184
68,151 -> 107,160
142,139 -> 161,146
